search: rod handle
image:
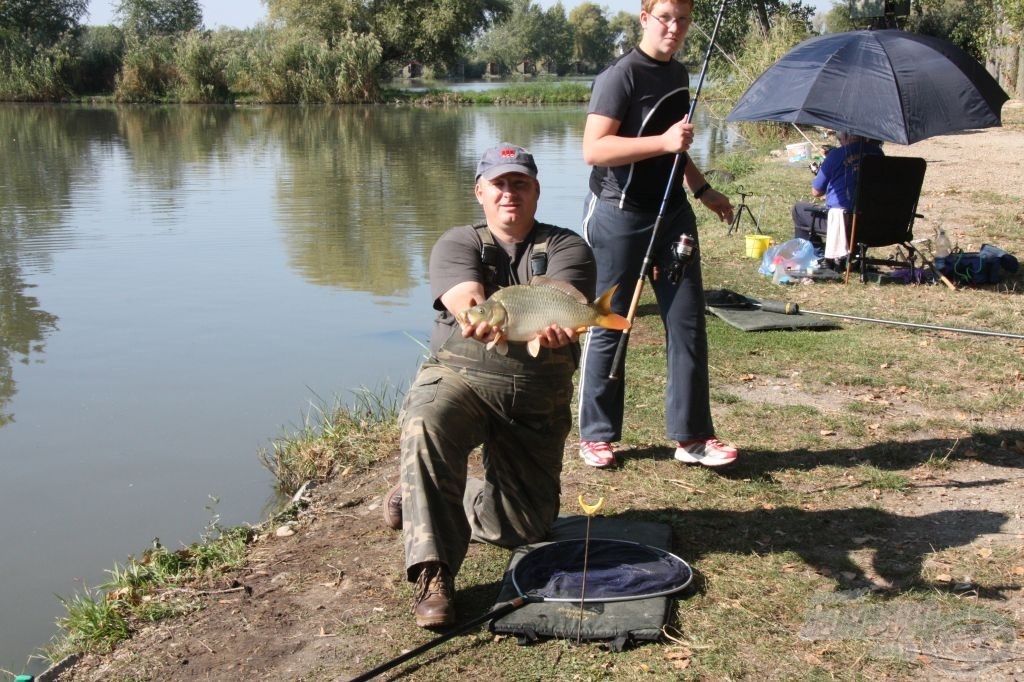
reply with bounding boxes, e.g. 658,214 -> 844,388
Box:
608,328 -> 631,380
757,300 -> 800,315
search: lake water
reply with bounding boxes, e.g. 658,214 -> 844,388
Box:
0,101 -> 737,675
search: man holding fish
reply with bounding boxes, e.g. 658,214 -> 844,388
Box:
383,143 -> 627,628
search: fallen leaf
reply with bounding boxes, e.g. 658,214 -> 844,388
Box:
820,429 -> 836,436
977,547 -> 993,558
804,653 -> 823,665
935,573 -> 953,582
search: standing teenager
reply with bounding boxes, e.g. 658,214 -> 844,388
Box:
577,0 -> 738,469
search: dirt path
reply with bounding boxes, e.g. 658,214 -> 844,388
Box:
48,108 -> 1024,682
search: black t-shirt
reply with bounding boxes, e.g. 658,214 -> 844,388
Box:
587,48 -> 691,212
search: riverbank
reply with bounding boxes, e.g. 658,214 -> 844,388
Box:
38,105 -> 1024,681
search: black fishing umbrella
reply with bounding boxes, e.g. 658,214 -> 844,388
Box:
726,29 -> 1009,145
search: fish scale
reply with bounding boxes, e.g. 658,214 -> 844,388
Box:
490,286 -> 602,341
462,279 -> 630,357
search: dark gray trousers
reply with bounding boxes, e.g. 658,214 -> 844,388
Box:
578,193 -> 713,443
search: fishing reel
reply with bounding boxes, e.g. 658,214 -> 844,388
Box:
666,233 -> 696,284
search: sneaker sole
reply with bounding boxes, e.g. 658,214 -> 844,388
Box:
579,452 -> 616,468
674,451 -> 737,467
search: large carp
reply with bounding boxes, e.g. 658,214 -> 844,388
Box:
460,276 -> 630,357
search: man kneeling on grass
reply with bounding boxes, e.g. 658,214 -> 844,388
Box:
382,143 -> 597,627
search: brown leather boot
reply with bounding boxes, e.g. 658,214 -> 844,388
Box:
412,562 -> 455,628
383,484 -> 402,530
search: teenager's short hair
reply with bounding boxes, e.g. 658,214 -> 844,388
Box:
642,0 -> 694,14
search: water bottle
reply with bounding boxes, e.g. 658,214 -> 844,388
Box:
934,229 -> 951,259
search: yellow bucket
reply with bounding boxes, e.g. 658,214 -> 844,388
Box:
745,234 -> 772,259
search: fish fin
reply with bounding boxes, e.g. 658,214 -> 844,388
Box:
531,276 -> 588,304
592,284 -> 631,330
495,339 -> 509,355
526,337 -> 542,357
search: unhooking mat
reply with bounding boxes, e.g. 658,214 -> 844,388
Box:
705,288 -> 838,332
489,516 -> 679,649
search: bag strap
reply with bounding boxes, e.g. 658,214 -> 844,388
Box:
475,222 -> 550,283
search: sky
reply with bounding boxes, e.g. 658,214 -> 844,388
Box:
85,0 -> 833,29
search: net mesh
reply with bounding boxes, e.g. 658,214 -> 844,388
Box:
511,538 -> 692,603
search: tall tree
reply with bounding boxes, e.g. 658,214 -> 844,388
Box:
0,0 -> 88,47
568,2 -> 613,68
608,10 -> 641,56
265,0 -> 509,72
115,0 -> 203,42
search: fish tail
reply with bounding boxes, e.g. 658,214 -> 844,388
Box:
592,284 -> 630,330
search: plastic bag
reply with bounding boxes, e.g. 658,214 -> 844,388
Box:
758,238 -> 818,283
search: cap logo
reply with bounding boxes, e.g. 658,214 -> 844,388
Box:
500,148 -> 517,159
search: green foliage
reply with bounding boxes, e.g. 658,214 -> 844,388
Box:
116,0 -> 203,43
608,10 -> 641,54
113,35 -> 175,101
1006,0 -> 1024,30
260,385 -> 401,494
0,38 -> 74,101
704,11 -> 811,145
173,30 -> 231,102
266,0 -> 509,74
568,2 -> 614,68
244,27 -> 383,103
907,0 -> 997,61
51,521 -> 253,660
68,25 -> 125,95
683,0 -> 815,69
0,0 -> 88,49
56,587 -> 131,655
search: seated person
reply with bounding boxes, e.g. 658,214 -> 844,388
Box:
791,132 -> 884,262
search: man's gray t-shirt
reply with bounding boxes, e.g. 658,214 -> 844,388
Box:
427,222 -> 596,357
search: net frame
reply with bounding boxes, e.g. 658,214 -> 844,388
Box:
509,538 -> 693,604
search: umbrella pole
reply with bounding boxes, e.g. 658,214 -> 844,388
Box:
609,0 -> 730,379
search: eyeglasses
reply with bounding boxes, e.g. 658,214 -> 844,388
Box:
648,13 -> 692,30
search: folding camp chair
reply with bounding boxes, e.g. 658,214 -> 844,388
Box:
813,155 -> 951,286
844,155 -> 928,282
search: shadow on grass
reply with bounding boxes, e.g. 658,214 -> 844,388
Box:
625,430 -> 1024,473
632,506 -> 1012,597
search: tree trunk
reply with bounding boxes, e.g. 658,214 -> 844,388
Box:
752,0 -> 770,36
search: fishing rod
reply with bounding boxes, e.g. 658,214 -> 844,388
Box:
747,297 -> 1024,340
610,0 -> 730,380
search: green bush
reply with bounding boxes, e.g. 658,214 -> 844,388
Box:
114,36 -> 175,102
173,31 -> 231,103
0,38 -> 73,101
246,28 -> 383,103
69,25 -> 125,95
